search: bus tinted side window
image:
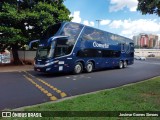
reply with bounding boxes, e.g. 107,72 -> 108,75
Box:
82,27 -> 107,41
60,23 -> 83,45
112,51 -> 121,58
77,49 -> 120,58
102,50 -> 120,58
77,49 -> 102,57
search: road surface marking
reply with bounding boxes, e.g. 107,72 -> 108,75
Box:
136,61 -> 160,65
23,71 -> 67,98
23,75 -> 57,101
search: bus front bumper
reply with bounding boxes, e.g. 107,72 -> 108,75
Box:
34,64 -> 56,73
34,60 -> 59,72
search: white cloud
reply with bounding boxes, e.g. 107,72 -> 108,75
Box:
109,0 -> 138,12
100,20 -> 111,25
69,11 -> 94,27
69,11 -> 81,23
109,20 -> 123,28
109,19 -> 160,38
83,20 -> 95,26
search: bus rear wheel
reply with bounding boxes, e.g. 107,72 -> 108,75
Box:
123,61 -> 127,68
74,62 -> 83,74
119,61 -> 123,69
86,62 -> 93,73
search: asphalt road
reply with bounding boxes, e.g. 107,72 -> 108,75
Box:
0,58 -> 160,110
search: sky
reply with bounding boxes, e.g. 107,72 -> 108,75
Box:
64,0 -> 160,39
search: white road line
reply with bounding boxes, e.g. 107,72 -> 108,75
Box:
136,61 -> 160,65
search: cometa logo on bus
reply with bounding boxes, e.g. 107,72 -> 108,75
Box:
93,41 -> 109,48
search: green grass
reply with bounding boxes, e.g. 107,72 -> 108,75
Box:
1,76 -> 160,120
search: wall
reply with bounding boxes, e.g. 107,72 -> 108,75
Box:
11,51 -> 36,64
135,49 -> 160,57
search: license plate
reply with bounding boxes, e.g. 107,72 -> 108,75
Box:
37,69 -> 40,72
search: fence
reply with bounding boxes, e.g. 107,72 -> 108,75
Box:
0,50 -> 36,64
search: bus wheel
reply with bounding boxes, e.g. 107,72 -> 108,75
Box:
123,61 -> 127,68
86,62 -> 93,73
74,62 -> 83,74
119,61 -> 123,69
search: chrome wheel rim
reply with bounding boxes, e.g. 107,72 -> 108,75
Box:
119,61 -> 123,68
124,61 -> 127,67
87,63 -> 93,72
75,64 -> 82,73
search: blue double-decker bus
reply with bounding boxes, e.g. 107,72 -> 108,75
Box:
30,22 -> 134,74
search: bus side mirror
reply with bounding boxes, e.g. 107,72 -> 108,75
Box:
29,39 -> 40,50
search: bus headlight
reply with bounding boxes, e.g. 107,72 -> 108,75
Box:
45,60 -> 59,67
46,68 -> 51,71
45,62 -> 54,66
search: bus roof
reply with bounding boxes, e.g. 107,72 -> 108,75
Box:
63,22 -> 133,42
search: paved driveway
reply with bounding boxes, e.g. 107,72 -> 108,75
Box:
0,58 -> 160,110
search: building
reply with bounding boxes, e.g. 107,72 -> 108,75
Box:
133,35 -> 140,46
133,34 -> 159,49
139,34 -> 149,47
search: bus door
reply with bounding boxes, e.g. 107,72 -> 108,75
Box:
129,43 -> 134,52
120,43 -> 127,58
129,43 -> 134,62
121,43 -> 125,53
123,43 -> 133,58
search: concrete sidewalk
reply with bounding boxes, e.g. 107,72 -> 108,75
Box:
0,65 -> 33,72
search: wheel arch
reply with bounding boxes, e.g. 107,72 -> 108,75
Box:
75,59 -> 85,70
86,59 -> 95,69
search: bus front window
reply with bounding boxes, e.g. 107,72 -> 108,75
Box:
48,41 -> 55,58
36,47 -> 50,59
37,41 -> 55,59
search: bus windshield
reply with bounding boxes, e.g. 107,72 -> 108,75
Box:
36,46 -> 50,59
36,38 -> 74,59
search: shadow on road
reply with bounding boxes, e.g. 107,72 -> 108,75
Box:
27,66 -> 132,79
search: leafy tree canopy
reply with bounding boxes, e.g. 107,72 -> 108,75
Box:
0,0 -> 71,64
0,0 -> 71,49
137,0 -> 160,16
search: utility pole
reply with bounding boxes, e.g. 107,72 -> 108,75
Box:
96,19 -> 102,28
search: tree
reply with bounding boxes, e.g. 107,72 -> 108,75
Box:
0,0 -> 71,64
137,0 -> 160,16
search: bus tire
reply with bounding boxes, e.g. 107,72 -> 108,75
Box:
123,61 -> 127,68
86,62 -> 93,73
119,61 -> 123,69
74,62 -> 83,74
